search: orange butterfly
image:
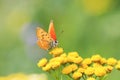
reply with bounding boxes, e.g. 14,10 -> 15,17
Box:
36,20 -> 58,50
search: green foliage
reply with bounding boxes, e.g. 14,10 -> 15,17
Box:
0,0 -> 120,80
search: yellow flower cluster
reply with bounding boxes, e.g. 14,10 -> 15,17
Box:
115,60 -> 120,70
37,47 -> 120,80
0,73 -> 47,80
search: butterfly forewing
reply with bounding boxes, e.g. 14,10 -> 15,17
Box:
48,20 -> 57,41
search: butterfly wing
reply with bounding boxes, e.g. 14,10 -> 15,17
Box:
37,40 -> 51,50
36,27 -> 52,50
48,20 -> 57,41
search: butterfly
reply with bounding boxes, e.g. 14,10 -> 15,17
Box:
36,20 -> 58,50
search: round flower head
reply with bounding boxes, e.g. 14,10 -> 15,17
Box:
60,53 -> 67,57
51,61 -> 61,69
67,56 -> 75,63
84,67 -> 94,76
62,66 -> 72,74
77,68 -> 85,73
115,61 -> 120,70
81,64 -> 89,69
50,57 -> 64,64
72,71 -> 82,80
73,57 -> 83,64
104,66 -> 113,73
117,60 -> 120,64
93,63 -> 102,68
37,58 -> 48,67
67,56 -> 83,64
91,54 -> 102,62
107,58 -> 117,66
70,64 -> 78,71
60,53 -> 68,64
42,63 -> 52,71
49,47 -> 63,57
68,52 -> 79,58
94,66 -> 106,77
82,58 -> 92,65
100,58 -> 107,64
77,57 -> 83,63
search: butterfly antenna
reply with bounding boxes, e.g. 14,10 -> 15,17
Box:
57,30 -> 64,39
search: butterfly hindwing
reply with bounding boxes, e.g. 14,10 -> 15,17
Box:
36,27 -> 52,50
37,39 -> 51,50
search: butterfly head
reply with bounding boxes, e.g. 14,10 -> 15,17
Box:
51,40 -> 58,48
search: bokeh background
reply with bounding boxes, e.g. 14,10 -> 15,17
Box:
0,0 -> 120,79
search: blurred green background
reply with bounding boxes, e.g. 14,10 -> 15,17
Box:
0,0 -> 120,79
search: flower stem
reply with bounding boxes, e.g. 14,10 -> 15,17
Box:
82,74 -> 87,80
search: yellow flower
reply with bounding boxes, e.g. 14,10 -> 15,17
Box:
68,52 -> 79,58
50,57 -> 63,64
67,56 -> 75,63
67,56 -> 83,64
81,64 -> 88,69
62,66 -> 72,74
115,61 -> 120,70
93,63 -> 102,68
91,54 -> 102,62
74,57 -> 83,64
37,45 -> 120,80
7,73 -> 27,80
42,63 -> 52,71
82,58 -> 92,65
84,67 -> 94,76
62,64 -> 78,74
70,64 -> 78,71
87,77 -> 95,80
73,57 -> 83,64
0,77 -> 7,80
77,68 -> 85,73
51,61 -> 61,69
107,58 -> 117,66
60,53 -> 67,57
62,57 -> 68,64
72,71 -> 82,79
94,66 -> 106,76
0,73 -> 47,80
37,58 -> 47,67
60,53 -> 68,64
117,60 -> 120,64
104,66 -> 113,73
100,58 -> 107,64
49,47 -> 63,57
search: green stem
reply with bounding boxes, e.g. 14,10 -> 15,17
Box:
60,75 -> 62,80
100,74 -> 108,80
54,69 -> 59,80
99,76 -> 103,80
82,74 -> 87,80
82,76 -> 86,80
50,69 -> 59,80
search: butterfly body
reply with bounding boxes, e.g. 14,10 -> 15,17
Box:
36,21 -> 58,50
